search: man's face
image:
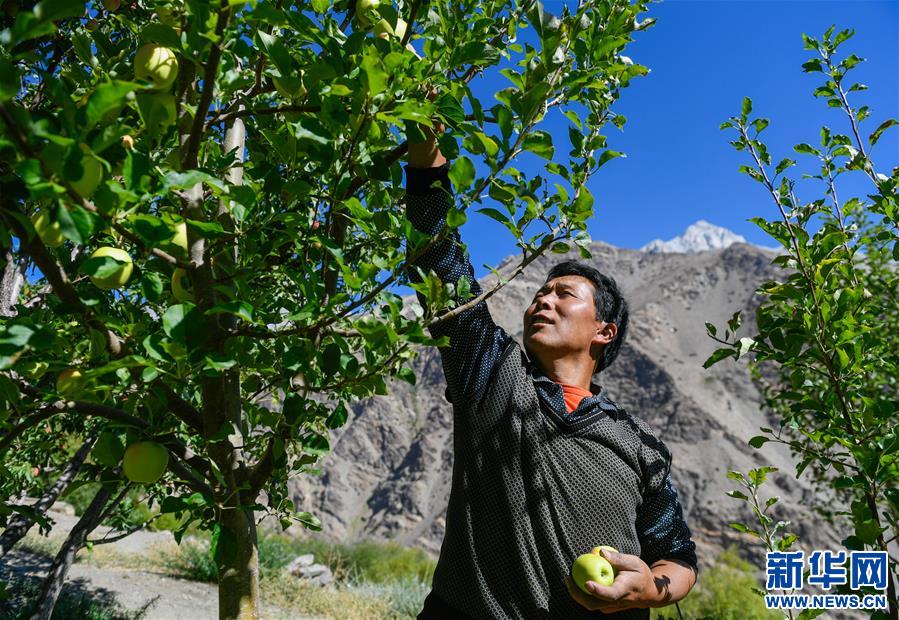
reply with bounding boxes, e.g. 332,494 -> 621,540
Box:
523,275 -> 607,366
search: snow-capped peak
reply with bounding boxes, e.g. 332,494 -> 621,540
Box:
640,220 -> 748,254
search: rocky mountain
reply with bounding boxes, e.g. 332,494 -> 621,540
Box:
641,220 -> 749,254
287,236 -> 850,574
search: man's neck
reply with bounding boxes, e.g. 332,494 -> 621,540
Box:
533,354 -> 596,392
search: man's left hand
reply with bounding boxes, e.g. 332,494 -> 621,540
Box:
564,549 -> 662,613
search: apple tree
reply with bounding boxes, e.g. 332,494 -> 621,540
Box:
0,0 -> 654,617
708,27 -> 899,619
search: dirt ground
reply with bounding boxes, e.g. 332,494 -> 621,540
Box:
0,508 -> 318,620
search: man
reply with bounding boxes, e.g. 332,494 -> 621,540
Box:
405,124 -> 698,619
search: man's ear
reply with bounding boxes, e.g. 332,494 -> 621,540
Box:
594,321 -> 617,346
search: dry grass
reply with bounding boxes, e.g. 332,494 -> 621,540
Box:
262,573 -> 396,619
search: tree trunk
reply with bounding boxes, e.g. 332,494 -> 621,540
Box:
0,247 -> 26,317
217,505 -> 260,620
27,481 -> 118,620
214,111 -> 259,620
0,435 -> 96,558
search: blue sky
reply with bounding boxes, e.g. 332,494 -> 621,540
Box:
458,0 -> 899,277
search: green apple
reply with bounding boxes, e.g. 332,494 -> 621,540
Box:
373,17 -> 407,40
167,220 -> 188,254
355,0 -> 380,27
136,92 -> 177,134
171,268 -> 194,302
571,552 -> 615,594
31,211 -> 65,248
88,246 -> 133,289
134,44 -> 178,90
56,369 -> 84,397
69,150 -> 104,198
122,441 -> 169,484
273,71 -> 307,100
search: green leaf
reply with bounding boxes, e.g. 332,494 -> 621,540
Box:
748,435 -> 770,449
703,347 -> 736,369
446,207 -> 467,229
140,23 -> 182,49
572,186 -> 593,215
597,150 -> 624,168
206,301 -> 255,324
521,130 -> 554,160
210,523 -> 238,567
256,31 -> 293,78
726,490 -> 748,500
869,119 -> 898,146
521,82 -> 551,122
449,156 -> 475,192
801,59 -> 823,73
435,93 -> 466,128
0,58 -> 20,101
92,432 -> 125,468
85,81 -> 139,129
162,303 -> 208,351
493,105 -> 512,144
361,48 -> 387,96
740,97 -> 752,119
775,158 -> 795,176
80,255 -> 128,279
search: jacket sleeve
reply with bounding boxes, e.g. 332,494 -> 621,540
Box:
404,163 -> 511,406
636,472 -> 699,573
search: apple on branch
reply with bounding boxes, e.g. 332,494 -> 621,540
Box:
88,246 -> 133,290
31,211 -> 65,248
355,0 -> 380,28
56,368 -> 85,397
171,267 -> 194,303
122,441 -> 169,484
68,145 -> 104,198
134,44 -> 179,90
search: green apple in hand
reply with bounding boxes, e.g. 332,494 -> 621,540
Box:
571,548 -> 616,594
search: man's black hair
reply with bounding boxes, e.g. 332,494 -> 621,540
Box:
544,260 -> 629,373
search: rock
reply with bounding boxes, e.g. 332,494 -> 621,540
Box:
299,564 -> 332,587
284,553 -> 315,574
284,555 -> 332,587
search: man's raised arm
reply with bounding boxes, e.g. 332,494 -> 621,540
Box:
404,126 -> 511,406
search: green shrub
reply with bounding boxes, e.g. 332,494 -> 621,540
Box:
0,576 -> 150,620
344,575 -> 432,619
157,536 -> 217,583
255,532 -> 437,584
652,546 -> 780,620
